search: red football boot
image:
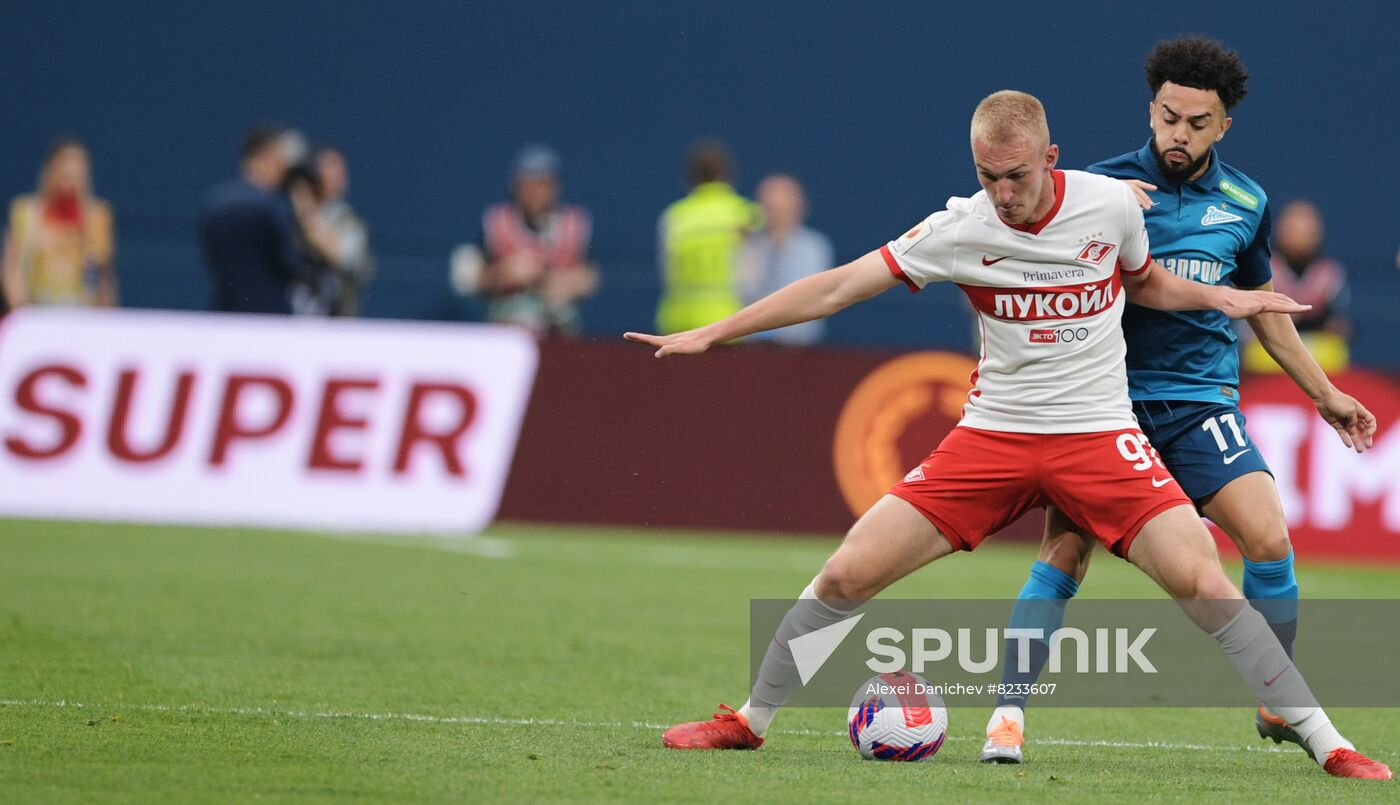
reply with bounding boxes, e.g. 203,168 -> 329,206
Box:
1323,748 -> 1393,780
661,704 -> 764,750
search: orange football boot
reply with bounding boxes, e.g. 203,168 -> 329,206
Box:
1256,707 -> 1313,759
978,716 -> 1025,764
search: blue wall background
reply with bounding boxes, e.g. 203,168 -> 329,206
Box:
4,1 -> 1398,361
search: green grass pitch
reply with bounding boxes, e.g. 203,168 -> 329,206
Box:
1,518 -> 1396,802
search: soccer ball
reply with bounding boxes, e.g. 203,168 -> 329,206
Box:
847,671 -> 948,761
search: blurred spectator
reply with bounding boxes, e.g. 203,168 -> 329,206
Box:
316,147 -> 374,316
2,137 -> 117,308
1243,199 -> 1350,372
656,140 -> 762,334
280,160 -> 341,315
739,174 -> 833,345
199,124 -> 304,314
1270,201 -> 1349,335
478,145 -> 597,336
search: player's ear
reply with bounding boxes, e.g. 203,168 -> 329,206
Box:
1045,143 -> 1059,169
1217,116 -> 1232,142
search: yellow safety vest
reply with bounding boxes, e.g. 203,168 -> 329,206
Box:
1243,332 -> 1350,374
657,182 -> 762,334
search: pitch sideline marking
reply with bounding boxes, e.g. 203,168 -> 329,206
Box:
0,698 -> 1287,753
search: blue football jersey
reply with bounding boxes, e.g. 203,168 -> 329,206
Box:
1087,142 -> 1272,404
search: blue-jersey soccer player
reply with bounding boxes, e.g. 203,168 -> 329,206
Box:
981,36 -> 1378,765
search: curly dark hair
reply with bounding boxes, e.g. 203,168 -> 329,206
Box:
1145,35 -> 1249,110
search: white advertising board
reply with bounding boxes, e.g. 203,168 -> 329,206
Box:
0,308 -> 537,534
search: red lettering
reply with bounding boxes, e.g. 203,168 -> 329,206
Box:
107,368 -> 195,463
4,364 -> 87,459
394,382 -> 477,477
307,377 -> 379,473
208,374 -> 295,466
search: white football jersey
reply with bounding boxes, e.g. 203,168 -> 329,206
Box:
881,170 -> 1151,434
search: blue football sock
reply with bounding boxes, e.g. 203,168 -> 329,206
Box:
1242,551 -> 1299,658
996,561 -> 1079,709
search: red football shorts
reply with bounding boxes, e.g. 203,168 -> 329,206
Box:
887,425 -> 1191,558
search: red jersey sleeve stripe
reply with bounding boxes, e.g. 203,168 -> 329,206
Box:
880,244 -> 920,293
1120,252 -> 1152,276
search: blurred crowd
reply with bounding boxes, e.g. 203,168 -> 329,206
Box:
200,124 -> 373,317
451,138 -> 833,344
0,129 -> 1375,364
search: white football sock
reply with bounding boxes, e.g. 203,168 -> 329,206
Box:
737,700 -> 777,737
1293,718 -> 1352,762
744,578 -> 859,738
985,704 -> 1025,736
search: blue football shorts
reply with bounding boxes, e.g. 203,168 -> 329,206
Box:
1132,399 -> 1274,506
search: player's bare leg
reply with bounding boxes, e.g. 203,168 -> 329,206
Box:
1199,471 -> 1310,754
1035,507 -> 1097,586
1202,472 -> 1292,565
662,495 -> 956,749
981,508 -> 1095,763
812,495 -> 958,601
1128,505 -> 1390,779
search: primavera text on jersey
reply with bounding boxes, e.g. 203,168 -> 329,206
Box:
1087,142 -> 1271,404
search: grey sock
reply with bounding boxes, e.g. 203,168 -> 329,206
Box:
1210,605 -> 1319,723
748,580 -> 858,711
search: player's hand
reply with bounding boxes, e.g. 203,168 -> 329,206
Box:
1314,388 -> 1377,453
1120,179 -> 1157,209
1216,289 -> 1310,319
624,328 -> 716,358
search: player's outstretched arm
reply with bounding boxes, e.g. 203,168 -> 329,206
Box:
1123,262 -> 1311,319
1242,280 -> 1376,452
624,249 -> 900,357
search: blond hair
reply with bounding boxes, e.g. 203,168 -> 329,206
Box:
970,90 -> 1050,148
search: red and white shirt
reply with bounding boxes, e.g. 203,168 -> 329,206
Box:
483,203 -> 591,269
881,170 -> 1151,434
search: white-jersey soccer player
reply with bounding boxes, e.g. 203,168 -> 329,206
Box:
624,90 -> 1390,780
